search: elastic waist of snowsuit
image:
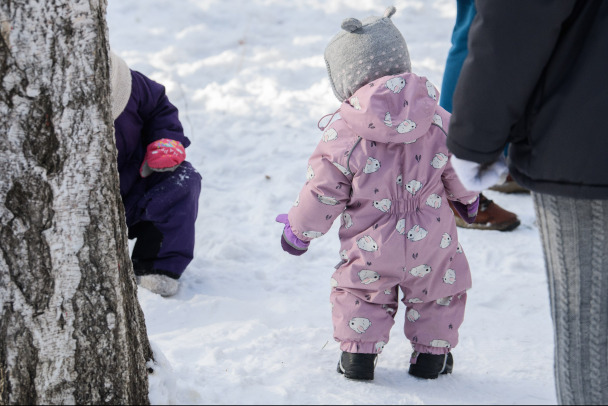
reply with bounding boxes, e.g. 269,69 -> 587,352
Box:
360,196 -> 425,214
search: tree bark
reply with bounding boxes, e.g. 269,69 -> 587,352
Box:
0,1 -> 152,404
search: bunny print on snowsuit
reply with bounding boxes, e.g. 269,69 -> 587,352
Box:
287,73 -> 478,356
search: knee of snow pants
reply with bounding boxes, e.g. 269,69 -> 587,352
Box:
404,290 -> 467,355
330,286 -> 399,354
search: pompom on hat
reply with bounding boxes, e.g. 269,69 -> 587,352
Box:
324,6 -> 411,102
109,51 -> 132,120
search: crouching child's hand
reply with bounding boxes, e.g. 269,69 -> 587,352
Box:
275,214 -> 309,256
140,138 -> 186,178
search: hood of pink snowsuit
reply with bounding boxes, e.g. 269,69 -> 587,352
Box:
339,73 -> 439,144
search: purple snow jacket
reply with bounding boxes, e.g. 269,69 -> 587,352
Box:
114,70 -> 190,201
288,72 -> 479,307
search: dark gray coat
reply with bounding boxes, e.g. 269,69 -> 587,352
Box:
447,0 -> 608,199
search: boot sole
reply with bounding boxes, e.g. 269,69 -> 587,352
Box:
336,361 -> 374,381
454,216 -> 521,232
409,353 -> 453,379
408,368 -> 451,379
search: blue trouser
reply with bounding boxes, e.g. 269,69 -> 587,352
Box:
123,161 -> 201,278
440,0 -> 508,157
440,0 -> 477,114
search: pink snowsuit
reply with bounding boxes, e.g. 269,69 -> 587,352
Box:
288,73 -> 478,355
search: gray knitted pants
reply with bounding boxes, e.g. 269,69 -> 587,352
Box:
534,193 -> 608,405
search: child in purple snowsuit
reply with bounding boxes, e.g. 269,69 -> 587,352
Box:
110,52 -> 201,297
276,7 -> 479,380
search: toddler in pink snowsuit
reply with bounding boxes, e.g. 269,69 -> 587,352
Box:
276,6 -> 479,381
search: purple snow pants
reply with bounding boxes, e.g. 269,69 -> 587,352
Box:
122,161 -> 201,278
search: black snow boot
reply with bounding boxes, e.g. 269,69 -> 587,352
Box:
336,351 -> 377,381
408,352 -> 453,379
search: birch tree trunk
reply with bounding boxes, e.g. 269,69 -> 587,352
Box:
0,1 -> 153,404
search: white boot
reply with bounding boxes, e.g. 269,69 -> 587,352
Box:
137,274 -> 179,297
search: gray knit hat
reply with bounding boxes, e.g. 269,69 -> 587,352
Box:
324,6 -> 411,102
109,51 -> 132,120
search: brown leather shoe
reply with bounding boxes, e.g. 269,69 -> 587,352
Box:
489,174 -> 530,194
449,193 -> 520,231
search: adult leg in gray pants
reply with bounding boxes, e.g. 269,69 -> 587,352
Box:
534,193 -> 608,405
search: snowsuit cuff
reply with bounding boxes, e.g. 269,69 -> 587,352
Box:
339,340 -> 385,354
411,343 -> 451,356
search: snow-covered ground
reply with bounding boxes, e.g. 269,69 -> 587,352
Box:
107,1 -> 557,404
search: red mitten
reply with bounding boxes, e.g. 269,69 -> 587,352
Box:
140,138 -> 186,178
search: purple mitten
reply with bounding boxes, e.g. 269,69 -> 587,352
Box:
451,196 -> 479,224
276,214 -> 310,256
